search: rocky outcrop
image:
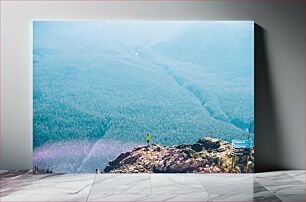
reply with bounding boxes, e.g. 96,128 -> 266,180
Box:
103,137 -> 254,173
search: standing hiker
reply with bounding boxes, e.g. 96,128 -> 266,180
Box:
146,133 -> 151,146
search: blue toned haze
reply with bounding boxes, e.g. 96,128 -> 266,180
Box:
33,21 -> 254,173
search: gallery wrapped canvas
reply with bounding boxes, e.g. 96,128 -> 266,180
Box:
33,21 -> 254,173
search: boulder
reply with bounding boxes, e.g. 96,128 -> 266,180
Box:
122,154 -> 139,165
198,138 -> 221,150
191,143 -> 203,152
212,141 -> 221,149
182,148 -> 195,158
109,152 -> 131,166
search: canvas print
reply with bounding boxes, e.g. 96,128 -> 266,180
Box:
33,21 -> 254,173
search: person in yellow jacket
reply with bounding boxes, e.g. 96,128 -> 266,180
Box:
146,133 -> 151,146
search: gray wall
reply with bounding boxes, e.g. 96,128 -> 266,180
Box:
1,0 -> 305,171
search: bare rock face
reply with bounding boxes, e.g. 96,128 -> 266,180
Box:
103,137 -> 254,173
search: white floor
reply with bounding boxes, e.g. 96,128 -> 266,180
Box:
1,170 -> 305,202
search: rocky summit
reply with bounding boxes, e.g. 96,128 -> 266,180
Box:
103,137 -> 254,173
